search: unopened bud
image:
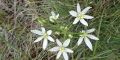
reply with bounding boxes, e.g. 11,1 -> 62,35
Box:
55,31 -> 60,35
68,34 -> 73,38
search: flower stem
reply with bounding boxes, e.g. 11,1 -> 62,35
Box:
92,12 -> 104,56
72,53 -> 74,60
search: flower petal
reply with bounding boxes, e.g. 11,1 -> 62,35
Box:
56,14 -> 59,19
41,27 -> 46,33
56,39 -> 62,46
47,36 -> 54,42
49,47 -> 59,52
51,11 -> 55,16
47,30 -> 52,35
80,19 -> 88,26
83,15 -> 94,19
63,52 -> 68,60
65,48 -> 73,53
63,39 -> 70,47
77,36 -> 84,45
69,11 -> 77,17
73,18 -> 79,24
34,37 -> 43,43
87,34 -> 99,40
81,30 -> 85,33
31,30 -> 42,35
43,38 -> 48,50
56,51 -> 62,59
77,3 -> 81,13
49,16 -> 54,22
86,28 -> 95,33
84,37 -> 92,50
82,7 -> 92,14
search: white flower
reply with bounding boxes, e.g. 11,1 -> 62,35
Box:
77,28 -> 99,50
49,39 -> 73,60
69,3 -> 94,26
31,27 -> 54,50
49,11 -> 59,22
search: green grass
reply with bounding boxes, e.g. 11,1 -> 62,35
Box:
0,0 -> 120,60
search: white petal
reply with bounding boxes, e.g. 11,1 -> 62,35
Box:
63,52 -> 68,60
49,47 -> 59,52
65,48 -> 73,53
47,36 -> 54,42
34,37 -> 43,43
82,7 -> 92,14
41,27 -> 46,33
84,37 -> 92,50
31,30 -> 42,35
77,3 -> 81,13
43,38 -> 48,50
82,30 -> 85,33
56,51 -> 62,59
63,39 -> 70,47
56,39 -> 62,46
80,19 -> 88,26
77,37 -> 84,45
47,30 -> 52,35
49,16 -> 54,22
83,15 -> 94,19
51,11 -> 55,16
87,34 -> 99,40
56,14 -> 59,19
69,11 -> 77,17
86,28 -> 95,33
73,18 -> 79,24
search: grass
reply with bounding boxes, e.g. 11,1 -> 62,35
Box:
0,0 -> 120,60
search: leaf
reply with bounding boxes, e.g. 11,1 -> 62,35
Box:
36,17 -> 46,24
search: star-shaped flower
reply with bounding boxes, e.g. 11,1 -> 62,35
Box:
69,3 -> 94,26
49,39 -> 73,60
31,27 -> 54,50
77,28 -> 99,50
49,11 -> 59,22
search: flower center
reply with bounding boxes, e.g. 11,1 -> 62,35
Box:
83,33 -> 87,37
43,33 -> 47,38
60,47 -> 64,51
78,13 -> 83,18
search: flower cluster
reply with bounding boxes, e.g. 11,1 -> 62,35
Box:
31,3 -> 99,60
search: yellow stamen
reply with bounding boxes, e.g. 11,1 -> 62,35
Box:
43,33 -> 47,38
60,47 -> 64,51
78,13 -> 83,18
83,33 -> 87,37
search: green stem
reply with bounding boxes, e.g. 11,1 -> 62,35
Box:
92,11 -> 104,56
72,53 -> 74,60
